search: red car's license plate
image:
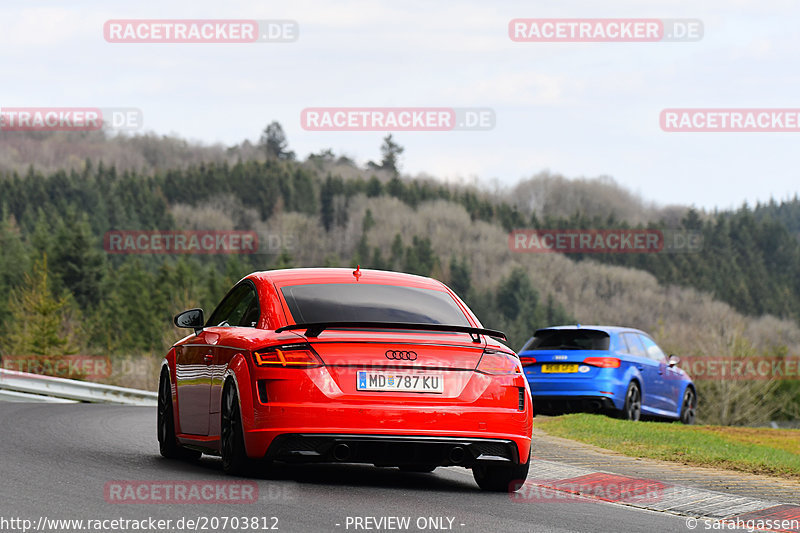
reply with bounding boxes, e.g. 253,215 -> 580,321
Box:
357,371 -> 443,393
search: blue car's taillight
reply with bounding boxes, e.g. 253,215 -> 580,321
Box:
583,357 -> 620,368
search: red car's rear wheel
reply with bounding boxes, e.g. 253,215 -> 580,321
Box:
221,381 -> 251,475
157,370 -> 200,461
399,464 -> 438,473
472,451 -> 530,492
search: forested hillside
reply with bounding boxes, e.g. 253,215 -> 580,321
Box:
1,129 -> 799,424
753,196 -> 800,233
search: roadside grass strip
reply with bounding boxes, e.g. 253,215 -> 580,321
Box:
536,414 -> 800,478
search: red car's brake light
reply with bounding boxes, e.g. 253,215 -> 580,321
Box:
519,356 -> 537,367
583,357 -> 621,368
253,343 -> 322,368
477,350 -> 522,375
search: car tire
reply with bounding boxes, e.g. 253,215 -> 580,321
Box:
472,453 -> 530,492
620,381 -> 641,421
157,370 -> 201,461
679,388 -> 696,425
221,380 -> 250,475
399,464 -> 438,473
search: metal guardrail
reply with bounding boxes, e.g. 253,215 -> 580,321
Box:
0,389 -> 78,404
0,368 -> 157,406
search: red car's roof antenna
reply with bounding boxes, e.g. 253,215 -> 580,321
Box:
353,265 -> 362,280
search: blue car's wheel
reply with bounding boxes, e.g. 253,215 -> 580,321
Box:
679,388 -> 696,425
620,382 -> 641,421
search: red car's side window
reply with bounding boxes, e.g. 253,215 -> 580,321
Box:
207,282 -> 260,328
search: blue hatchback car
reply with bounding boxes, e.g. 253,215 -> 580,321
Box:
519,325 -> 696,423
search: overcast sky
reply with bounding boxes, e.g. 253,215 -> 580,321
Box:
2,0 -> 798,210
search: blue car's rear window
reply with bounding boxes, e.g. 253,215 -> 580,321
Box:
522,329 -> 610,351
280,283 -> 471,326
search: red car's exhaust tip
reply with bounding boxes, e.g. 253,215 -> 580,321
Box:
449,446 -> 467,465
332,443 -> 351,462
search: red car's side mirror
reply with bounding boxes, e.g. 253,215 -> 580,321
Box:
174,308 -> 204,335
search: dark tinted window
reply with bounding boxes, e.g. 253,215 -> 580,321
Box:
522,329 -> 610,351
236,293 -> 261,327
281,283 -> 470,325
207,282 -> 260,327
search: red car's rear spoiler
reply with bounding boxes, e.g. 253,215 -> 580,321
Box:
275,321 -> 507,343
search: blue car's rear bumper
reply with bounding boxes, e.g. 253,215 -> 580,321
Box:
526,372 -> 628,413
531,395 -> 617,414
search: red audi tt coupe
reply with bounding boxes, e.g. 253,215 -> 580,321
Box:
159,267 -> 533,491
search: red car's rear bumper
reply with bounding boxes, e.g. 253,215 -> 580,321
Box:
222,362 -> 533,466
242,401 -> 532,466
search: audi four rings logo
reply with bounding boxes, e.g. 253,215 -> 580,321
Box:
385,350 -> 418,360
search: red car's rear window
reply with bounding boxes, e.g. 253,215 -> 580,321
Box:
281,283 -> 470,326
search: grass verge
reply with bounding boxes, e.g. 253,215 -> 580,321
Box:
536,413 -> 800,479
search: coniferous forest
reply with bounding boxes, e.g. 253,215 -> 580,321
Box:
1,129 -> 799,425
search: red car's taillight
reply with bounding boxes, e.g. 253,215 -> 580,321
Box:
520,356 -> 537,367
583,357 -> 621,368
253,343 -> 323,368
477,350 -> 522,375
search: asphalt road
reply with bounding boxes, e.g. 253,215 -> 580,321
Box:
0,404 -> 696,533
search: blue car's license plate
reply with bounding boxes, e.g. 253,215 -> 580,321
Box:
541,363 -> 579,373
